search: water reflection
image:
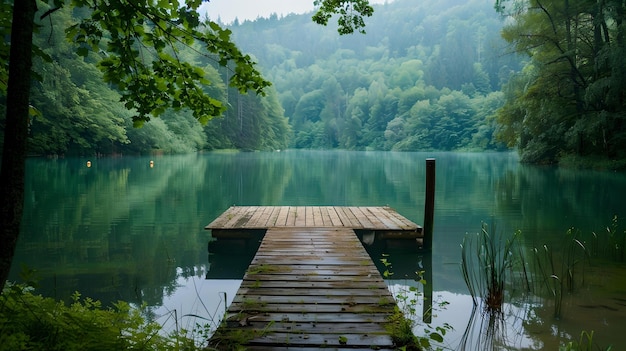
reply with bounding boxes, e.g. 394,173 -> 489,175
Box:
10,151 -> 626,349
150,273 -> 239,338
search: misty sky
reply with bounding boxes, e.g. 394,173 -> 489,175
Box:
200,0 -> 392,24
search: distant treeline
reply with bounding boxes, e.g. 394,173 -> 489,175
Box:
7,0 -> 624,165
227,0 -> 521,151
0,0 -> 525,156
2,5 -> 290,156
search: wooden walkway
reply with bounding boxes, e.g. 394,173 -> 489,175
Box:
208,227 -> 402,350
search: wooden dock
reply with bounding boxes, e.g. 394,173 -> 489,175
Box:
206,206 -> 422,241
208,227 -> 404,350
206,206 -> 423,349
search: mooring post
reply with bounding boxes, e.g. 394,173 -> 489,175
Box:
423,158 -> 435,251
422,252 -> 433,323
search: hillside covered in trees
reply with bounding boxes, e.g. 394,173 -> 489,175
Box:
495,0 -> 626,166
0,0 -> 524,156
4,4 -> 291,156
226,0 -> 521,151
8,0 -> 626,166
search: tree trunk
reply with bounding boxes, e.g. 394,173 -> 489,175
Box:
0,0 -> 37,291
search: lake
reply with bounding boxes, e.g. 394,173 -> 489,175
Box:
9,150 -> 626,349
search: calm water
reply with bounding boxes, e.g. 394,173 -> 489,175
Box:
9,151 -> 626,349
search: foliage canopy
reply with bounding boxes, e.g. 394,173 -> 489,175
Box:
495,0 -> 626,165
0,0 -> 373,294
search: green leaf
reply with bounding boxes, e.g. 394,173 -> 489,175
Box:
429,332 -> 444,343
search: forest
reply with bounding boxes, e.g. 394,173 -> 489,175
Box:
227,0 -> 520,151
0,0 -> 511,156
2,0 -> 626,166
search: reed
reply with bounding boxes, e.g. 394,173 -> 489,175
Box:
460,223 -> 524,312
530,228 -> 589,318
587,215 -> 626,262
605,215 -> 626,262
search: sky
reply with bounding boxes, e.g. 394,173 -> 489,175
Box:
199,0 -> 392,24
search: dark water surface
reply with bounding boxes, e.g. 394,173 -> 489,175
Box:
10,151 -> 626,349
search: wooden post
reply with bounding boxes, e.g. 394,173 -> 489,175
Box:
422,252 -> 433,323
423,158 -> 435,251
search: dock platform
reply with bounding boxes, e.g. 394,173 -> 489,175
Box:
208,227 -> 404,350
206,206 -> 422,241
206,206 -> 424,349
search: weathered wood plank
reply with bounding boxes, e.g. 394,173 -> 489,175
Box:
251,257 -> 374,266
274,206 -> 290,226
220,206 -> 250,228
245,265 -> 379,276
244,332 -> 393,348
347,206 -> 376,228
240,274 -> 385,284
205,206 -> 235,229
227,302 -> 393,313
365,206 -> 400,229
311,206 -> 324,226
379,206 -> 415,229
209,227 -> 398,349
255,206 -> 275,227
239,280 -> 386,289
237,287 -> 389,296
332,207 -> 355,228
223,312 -> 391,323
240,321 -> 390,334
245,206 -> 268,228
262,206 -> 278,227
245,346 -> 393,351
325,206 -> 344,227
294,207 -> 307,227
255,246 -> 362,252
318,206 -> 331,226
232,294 -> 395,305
304,206 -> 314,226
381,206 -> 418,229
331,207 -> 349,227
357,206 -> 386,229
207,206 -> 240,229
285,206 -> 297,226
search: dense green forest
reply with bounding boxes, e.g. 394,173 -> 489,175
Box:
495,0 -> 626,165
3,5 -> 290,155
0,0 -> 520,156
226,0 -> 521,151
4,0 -> 626,165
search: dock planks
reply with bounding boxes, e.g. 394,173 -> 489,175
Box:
206,206 -> 421,232
208,228 -> 400,350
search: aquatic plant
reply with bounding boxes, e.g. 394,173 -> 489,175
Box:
458,304 -> 507,351
531,228 -> 589,318
560,330 -> 614,351
586,215 -> 626,262
603,215 -> 626,262
460,224 -> 524,312
382,254 -> 452,350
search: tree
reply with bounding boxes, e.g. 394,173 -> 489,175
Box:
495,0 -> 626,163
1,0 -> 38,294
0,0 -> 374,290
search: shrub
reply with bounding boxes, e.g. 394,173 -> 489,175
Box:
0,283 -> 195,351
